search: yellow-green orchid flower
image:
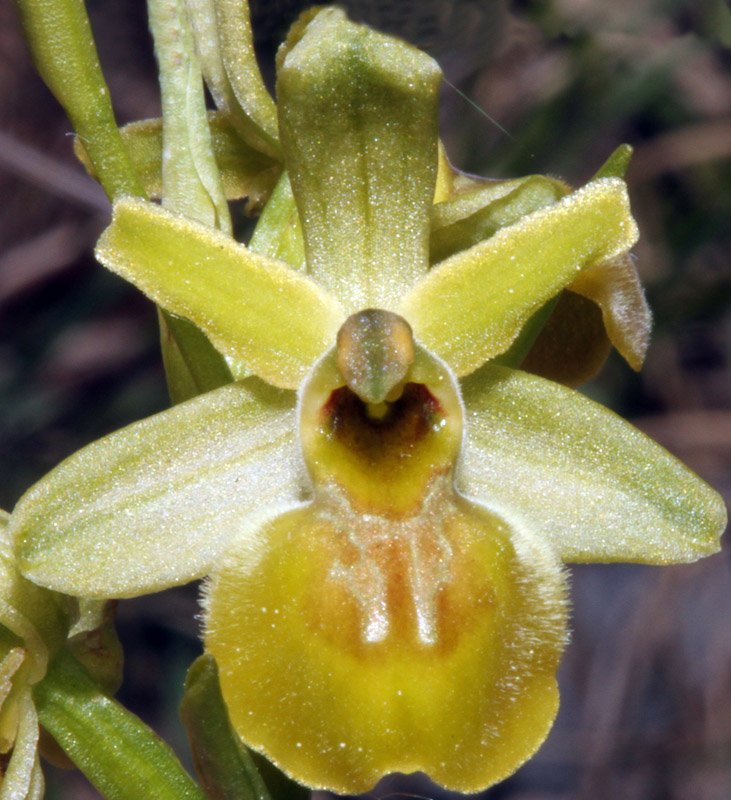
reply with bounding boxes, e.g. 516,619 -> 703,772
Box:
9,8 -> 726,795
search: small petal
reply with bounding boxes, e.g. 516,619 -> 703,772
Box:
400,177 -> 638,375
11,379 -> 302,597
459,365 -> 727,563
95,198 -> 345,388
277,7 -> 441,311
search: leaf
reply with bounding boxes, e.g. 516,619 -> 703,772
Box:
12,379 -> 301,597
400,178 -> 639,375
186,0 -> 279,156
459,365 -> 727,563
149,0 -> 231,233
277,7 -> 442,311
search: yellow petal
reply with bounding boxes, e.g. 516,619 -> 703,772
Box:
206,342 -> 567,793
400,177 -> 639,375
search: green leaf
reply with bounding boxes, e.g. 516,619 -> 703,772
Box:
277,7 -> 442,311
11,378 -> 299,597
400,178 -> 639,376
34,651 -> 205,800
181,655 -> 272,800
459,365 -> 727,564
186,0 -> 279,156
95,198 -> 345,389
16,0 -> 142,200
430,175 -> 569,264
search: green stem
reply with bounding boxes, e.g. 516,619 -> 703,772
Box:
16,0 -> 143,200
34,650 -> 205,800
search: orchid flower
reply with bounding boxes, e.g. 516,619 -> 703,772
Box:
9,8 -> 725,795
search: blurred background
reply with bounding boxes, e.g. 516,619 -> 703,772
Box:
1,0 -> 730,798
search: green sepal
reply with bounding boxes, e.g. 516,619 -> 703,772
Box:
181,654 -> 272,800
16,0 -> 142,200
400,178 -> 638,376
11,379 -> 299,598
459,365 -> 727,564
34,650 -> 205,800
95,198 -> 345,389
74,114 -> 281,212
430,175 -> 569,263
277,7 -> 442,311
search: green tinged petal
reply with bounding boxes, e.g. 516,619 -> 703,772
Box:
400,177 -> 639,375
95,198 -> 345,388
520,291 -> 611,386
277,7 -> 442,311
11,379 -> 301,597
459,365 -> 727,564
570,253 -> 651,371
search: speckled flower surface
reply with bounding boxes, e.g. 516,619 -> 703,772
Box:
9,7 -> 726,795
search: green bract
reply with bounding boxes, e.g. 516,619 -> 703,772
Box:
9,5 -> 726,796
